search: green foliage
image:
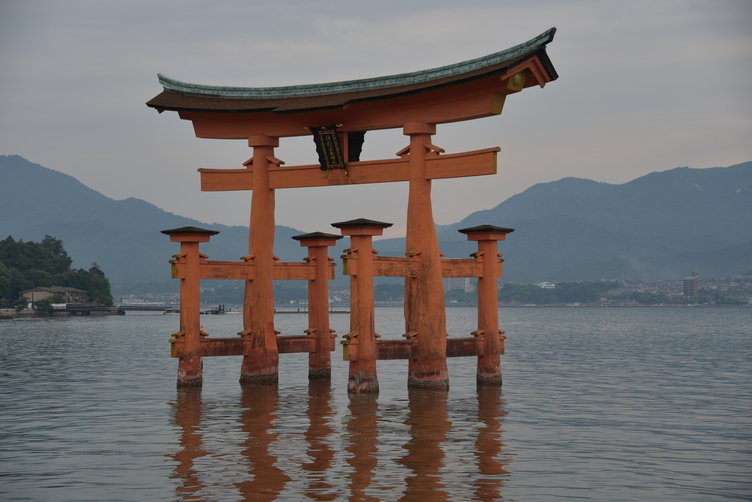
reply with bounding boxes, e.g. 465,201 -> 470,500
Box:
498,283 -> 555,304
48,294 -> 66,304
274,282 -> 308,304
34,294 -> 66,314
698,288 -> 746,305
631,292 -> 669,304
445,289 -> 477,304
0,235 -> 72,276
554,281 -> 622,302
715,296 -> 746,305
34,297 -> 55,314
498,281 -> 621,305
199,283 -> 243,305
0,261 -> 11,299
14,297 -> 27,312
375,283 -> 403,302
0,236 -> 113,305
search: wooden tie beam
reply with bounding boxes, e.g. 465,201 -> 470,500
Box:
337,221 -> 513,387
163,227 -> 341,386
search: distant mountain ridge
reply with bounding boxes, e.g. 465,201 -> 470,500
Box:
0,155 -> 306,284
376,161 -> 752,281
1,154 -> 750,285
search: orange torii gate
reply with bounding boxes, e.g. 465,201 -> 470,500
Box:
149,29 -> 558,390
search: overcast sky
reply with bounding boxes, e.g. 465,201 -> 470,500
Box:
1,0 -> 750,238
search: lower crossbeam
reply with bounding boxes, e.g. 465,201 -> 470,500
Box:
171,335 -> 334,357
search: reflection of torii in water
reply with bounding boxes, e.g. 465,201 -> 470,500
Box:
151,28 -> 558,390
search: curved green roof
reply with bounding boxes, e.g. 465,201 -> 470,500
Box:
158,28 -> 555,100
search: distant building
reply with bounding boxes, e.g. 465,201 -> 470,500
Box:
20,286 -> 88,304
683,272 -> 699,297
537,282 -> 555,290
442,277 -> 475,293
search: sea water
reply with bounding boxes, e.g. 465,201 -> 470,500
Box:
0,307 -> 750,501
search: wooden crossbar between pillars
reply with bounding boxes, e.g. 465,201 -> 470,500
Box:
170,258 -> 337,281
198,148 -> 499,191
163,226 -> 341,386
170,335 -> 331,357
193,134 -> 502,392
163,126 -> 511,391
338,223 -> 514,385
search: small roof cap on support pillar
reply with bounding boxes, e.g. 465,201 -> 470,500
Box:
332,218 -> 393,237
458,224 -> 514,241
161,226 -> 220,242
292,231 -> 343,247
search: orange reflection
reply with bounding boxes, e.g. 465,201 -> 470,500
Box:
169,388 -> 206,499
346,394 -> 380,502
397,389 -> 452,502
235,384 -> 291,501
474,386 -> 510,501
303,381 -> 337,501
169,382 -> 511,501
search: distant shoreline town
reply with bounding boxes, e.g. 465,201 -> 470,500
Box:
112,275 -> 751,311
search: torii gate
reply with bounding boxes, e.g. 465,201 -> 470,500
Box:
149,29 -> 558,390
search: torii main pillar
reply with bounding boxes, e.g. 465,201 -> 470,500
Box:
403,122 -> 448,389
240,135 -> 280,384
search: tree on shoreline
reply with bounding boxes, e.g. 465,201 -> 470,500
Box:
0,235 -> 113,306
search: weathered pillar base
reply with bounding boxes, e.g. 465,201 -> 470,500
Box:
176,356 -> 202,388
348,371 -> 379,394
476,371 -> 502,387
239,374 -> 278,385
239,353 -> 279,385
407,372 -> 449,391
308,368 -> 332,380
477,357 -> 502,386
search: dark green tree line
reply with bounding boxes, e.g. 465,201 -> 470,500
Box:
0,235 -> 113,306
498,281 -> 620,305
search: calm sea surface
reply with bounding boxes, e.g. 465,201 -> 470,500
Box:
1,307 -> 750,501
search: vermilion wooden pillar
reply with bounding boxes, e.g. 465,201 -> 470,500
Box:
240,134 -> 280,384
161,226 -> 219,387
403,122 -> 449,390
459,225 -> 514,385
333,219 -> 392,394
291,232 -> 343,380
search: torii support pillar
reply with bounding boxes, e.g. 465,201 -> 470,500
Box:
333,218 -> 393,394
240,134 -> 281,385
291,231 -> 343,380
403,121 -> 449,390
459,225 -> 514,386
161,226 -> 219,387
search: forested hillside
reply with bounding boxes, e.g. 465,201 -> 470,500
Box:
0,235 -> 113,306
376,161 -> 752,281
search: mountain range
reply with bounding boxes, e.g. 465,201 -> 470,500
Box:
1,154 -> 750,288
